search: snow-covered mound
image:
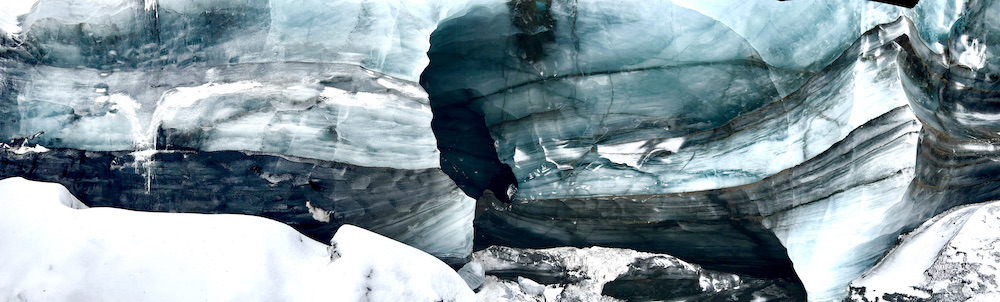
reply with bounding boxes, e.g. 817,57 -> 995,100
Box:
849,200 -> 1000,301
0,177 -> 475,301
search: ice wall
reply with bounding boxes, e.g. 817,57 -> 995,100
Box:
420,0 -> 984,301
2,0 -> 998,301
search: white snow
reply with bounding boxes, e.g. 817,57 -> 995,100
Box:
0,142 -> 49,155
851,204 -> 980,299
0,177 -> 475,302
957,35 -> 989,70
851,201 -> 1000,301
0,0 -> 37,35
597,138 -> 685,168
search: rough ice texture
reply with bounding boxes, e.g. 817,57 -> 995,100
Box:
0,177 -> 475,301
849,201 -> 1000,302
472,245 -> 804,301
418,0 -> 1000,300
3,0 -> 1000,301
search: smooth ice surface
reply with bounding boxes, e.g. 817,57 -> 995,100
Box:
0,177 -> 474,301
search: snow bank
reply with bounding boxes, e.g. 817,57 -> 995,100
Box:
850,201 -> 1000,301
0,177 -> 475,301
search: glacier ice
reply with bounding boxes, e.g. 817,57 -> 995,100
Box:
0,177 -> 475,301
3,0 -> 1000,301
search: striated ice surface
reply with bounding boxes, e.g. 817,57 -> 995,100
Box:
0,177 -> 475,301
4,0 -> 1000,301
13,63 -> 440,169
424,1 -> 918,201
0,147 -> 475,259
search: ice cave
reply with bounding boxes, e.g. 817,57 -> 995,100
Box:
1,0 -> 999,301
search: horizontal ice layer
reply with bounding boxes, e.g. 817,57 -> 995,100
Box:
1,0 -> 488,262
845,2 -> 1000,300
0,177 -> 475,301
849,201 -> 1000,301
2,0 -> 506,168
895,0 -> 1000,262
0,148 -> 474,260
427,10 -> 915,200
10,63 -> 439,169
905,127 -> 1000,216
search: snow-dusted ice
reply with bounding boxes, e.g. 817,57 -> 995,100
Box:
0,177 -> 475,301
850,200 -> 1000,301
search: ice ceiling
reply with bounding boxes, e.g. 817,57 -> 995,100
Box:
1,0 -> 998,301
